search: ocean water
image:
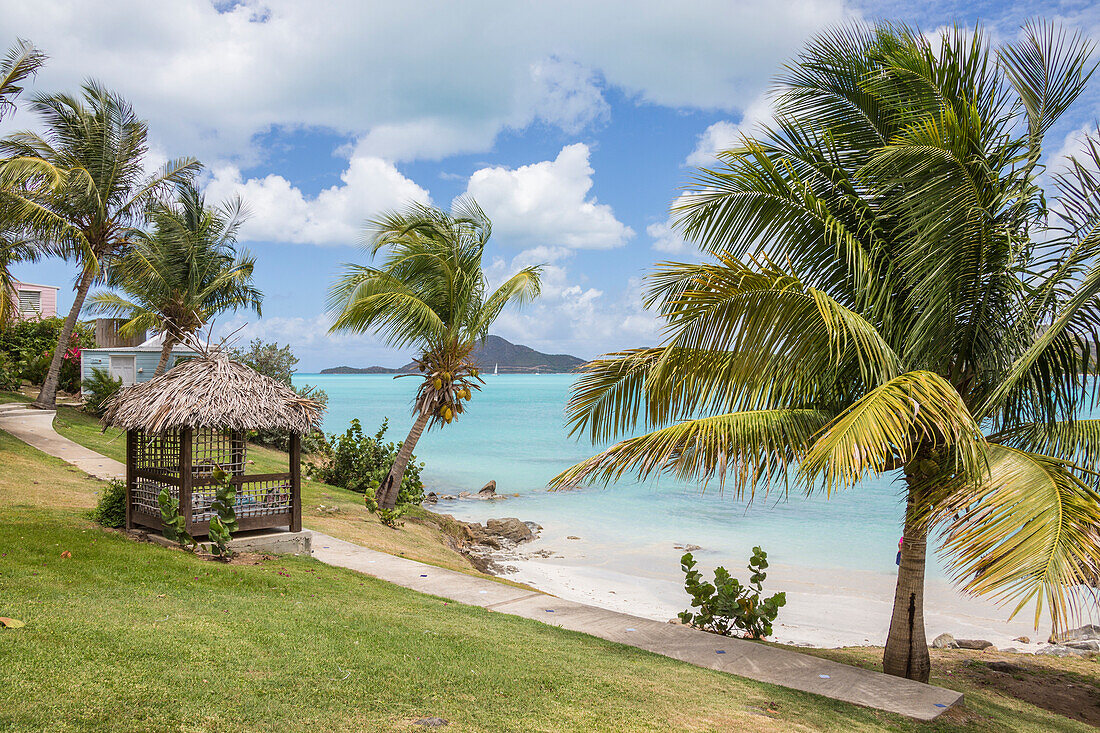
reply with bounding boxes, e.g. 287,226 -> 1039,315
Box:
297,372 -> 928,577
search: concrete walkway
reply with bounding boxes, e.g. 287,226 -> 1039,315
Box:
0,402 -> 124,480
0,404 -> 962,720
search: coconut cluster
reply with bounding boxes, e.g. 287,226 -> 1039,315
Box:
414,360 -> 482,426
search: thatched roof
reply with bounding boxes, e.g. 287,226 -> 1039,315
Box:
102,353 -> 323,434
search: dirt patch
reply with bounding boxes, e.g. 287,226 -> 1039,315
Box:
954,655 -> 1100,727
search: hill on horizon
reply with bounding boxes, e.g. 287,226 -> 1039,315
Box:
321,335 -> 586,375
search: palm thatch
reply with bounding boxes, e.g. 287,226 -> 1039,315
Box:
101,353 -> 322,434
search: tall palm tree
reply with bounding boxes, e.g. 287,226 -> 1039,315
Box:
328,199 -> 542,510
0,82 -> 199,407
86,182 -> 263,375
0,39 -> 47,327
551,22 -> 1100,682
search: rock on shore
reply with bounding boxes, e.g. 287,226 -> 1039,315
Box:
436,514 -> 541,574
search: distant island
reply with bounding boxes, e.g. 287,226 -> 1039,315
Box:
321,335 -> 586,375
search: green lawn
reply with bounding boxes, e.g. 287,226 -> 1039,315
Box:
0,431 -> 914,733
4,398 -> 1099,731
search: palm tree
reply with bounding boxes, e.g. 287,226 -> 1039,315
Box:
0,39 -> 47,327
86,182 -> 263,375
328,199 -> 542,510
0,82 -> 199,407
551,22 -> 1100,682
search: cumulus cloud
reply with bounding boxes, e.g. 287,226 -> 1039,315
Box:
203,155 -> 430,245
485,250 -> 660,358
686,94 -> 774,167
0,0 -> 855,162
463,143 -> 633,250
648,193 -> 703,255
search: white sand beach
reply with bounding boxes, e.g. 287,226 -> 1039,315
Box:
485,523 -> 1098,651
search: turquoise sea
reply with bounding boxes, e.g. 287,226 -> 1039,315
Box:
296,373 -> 929,577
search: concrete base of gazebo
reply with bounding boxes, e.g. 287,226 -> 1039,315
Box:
140,527 -> 312,556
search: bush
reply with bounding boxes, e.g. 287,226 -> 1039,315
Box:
92,479 -> 127,528
0,317 -> 94,390
678,547 -> 786,639
0,352 -> 20,391
308,418 -> 425,505
81,368 -> 122,416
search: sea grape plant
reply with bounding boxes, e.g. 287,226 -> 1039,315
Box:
158,486 -> 196,550
207,468 -> 239,559
678,548 -> 786,639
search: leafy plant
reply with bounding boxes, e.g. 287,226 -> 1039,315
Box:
81,367 -> 122,416
0,317 -> 93,392
309,418 -> 425,505
0,352 -> 20,391
91,478 -> 126,528
362,479 -> 407,527
207,468 -> 239,560
157,486 -> 196,550
678,548 -> 786,640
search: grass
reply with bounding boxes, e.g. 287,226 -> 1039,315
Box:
0,430 -> 918,733
4,395 -> 1100,730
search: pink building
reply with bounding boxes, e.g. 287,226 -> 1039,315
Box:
10,281 -> 59,320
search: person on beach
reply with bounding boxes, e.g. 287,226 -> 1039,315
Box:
896,537 -> 903,567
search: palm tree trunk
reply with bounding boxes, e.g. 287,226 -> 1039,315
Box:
154,334 -> 176,376
882,475 -> 931,682
33,264 -> 96,410
375,412 -> 431,511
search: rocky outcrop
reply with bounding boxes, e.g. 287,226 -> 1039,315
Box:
1037,644 -> 1095,658
437,514 -> 541,575
956,639 -> 994,650
478,481 -> 497,497
931,633 -> 959,649
1051,624 -> 1100,644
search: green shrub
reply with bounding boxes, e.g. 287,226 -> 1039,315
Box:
81,368 -> 123,416
678,548 -> 786,640
308,418 -> 424,505
0,352 -> 20,391
207,468 -> 239,560
92,479 -> 127,528
0,317 -> 94,391
158,486 -> 196,550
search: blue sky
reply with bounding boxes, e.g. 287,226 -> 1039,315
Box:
5,0 -> 1100,371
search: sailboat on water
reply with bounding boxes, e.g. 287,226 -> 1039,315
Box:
493,363 -> 498,375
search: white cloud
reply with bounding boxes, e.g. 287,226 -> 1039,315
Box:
526,57 -> 610,135
0,0 -> 855,163
648,193 -> 701,255
463,143 -> 633,250
648,221 -> 690,255
1051,123 -> 1100,177
486,250 -> 660,358
203,155 -> 430,245
686,94 -> 773,167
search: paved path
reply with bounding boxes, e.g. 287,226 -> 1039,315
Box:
0,402 -> 125,480
0,404 -> 962,720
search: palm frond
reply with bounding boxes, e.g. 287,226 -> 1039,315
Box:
799,370 -> 986,495
934,445 -> 1100,631
551,408 -> 835,496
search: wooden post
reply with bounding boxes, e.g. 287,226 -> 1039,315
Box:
231,430 -> 245,476
289,433 -> 302,532
125,429 -> 135,530
180,428 -> 193,534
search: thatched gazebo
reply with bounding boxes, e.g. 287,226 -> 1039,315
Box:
102,354 -> 323,537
